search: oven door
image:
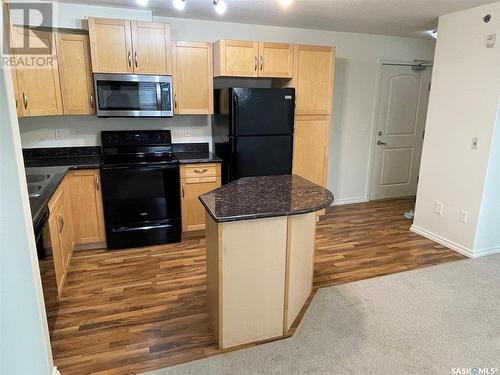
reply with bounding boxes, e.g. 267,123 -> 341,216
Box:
100,163 -> 181,249
100,163 -> 181,225
94,74 -> 173,117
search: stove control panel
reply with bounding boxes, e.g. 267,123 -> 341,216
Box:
101,130 -> 172,147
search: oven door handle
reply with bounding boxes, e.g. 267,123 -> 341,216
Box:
101,164 -> 178,171
112,223 -> 174,233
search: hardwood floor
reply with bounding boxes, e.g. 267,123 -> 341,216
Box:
42,198 -> 465,374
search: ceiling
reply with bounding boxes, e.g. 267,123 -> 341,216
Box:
57,0 -> 496,38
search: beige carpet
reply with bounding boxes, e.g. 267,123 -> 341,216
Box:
145,254 -> 500,375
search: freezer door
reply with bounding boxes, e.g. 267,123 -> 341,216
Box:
229,135 -> 293,182
232,88 -> 295,136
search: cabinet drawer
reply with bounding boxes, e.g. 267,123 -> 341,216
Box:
182,163 -> 220,179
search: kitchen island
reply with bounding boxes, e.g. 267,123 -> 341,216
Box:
199,175 -> 334,349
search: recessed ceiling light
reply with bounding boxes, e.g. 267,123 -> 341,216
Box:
213,0 -> 227,15
173,0 -> 186,11
280,0 -> 293,7
136,0 -> 148,6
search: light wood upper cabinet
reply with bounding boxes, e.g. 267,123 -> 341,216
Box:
180,163 -> 221,232
214,40 -> 259,77
11,26 -> 63,116
56,33 -> 95,115
293,115 -> 330,187
67,169 -> 106,245
214,40 -> 293,78
259,42 -> 293,78
131,21 -> 172,75
88,17 -> 133,73
292,45 -> 335,115
173,41 -> 213,115
88,17 -> 171,75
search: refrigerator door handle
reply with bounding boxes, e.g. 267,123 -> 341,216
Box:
231,92 -> 239,136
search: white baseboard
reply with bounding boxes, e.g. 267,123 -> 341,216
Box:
474,246 -> 500,258
410,225 -> 474,258
332,197 -> 368,206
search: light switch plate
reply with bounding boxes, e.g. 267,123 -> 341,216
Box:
486,34 -> 496,48
435,201 -> 443,215
471,137 -> 479,149
460,209 -> 468,223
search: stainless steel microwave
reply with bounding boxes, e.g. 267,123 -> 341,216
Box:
93,74 -> 173,118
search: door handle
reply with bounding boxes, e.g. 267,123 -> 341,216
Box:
194,169 -> 208,174
182,185 -> 185,198
377,141 -> 387,145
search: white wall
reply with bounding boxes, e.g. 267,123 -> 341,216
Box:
17,2 -> 436,203
412,2 -> 500,257
0,33 -> 53,375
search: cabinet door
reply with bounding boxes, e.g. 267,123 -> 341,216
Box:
11,68 -> 24,117
173,41 -> 213,114
214,40 -> 259,77
56,33 -> 95,115
11,26 -> 63,116
258,42 -> 293,78
68,170 -> 106,244
60,179 -> 75,269
293,45 -> 335,115
131,21 -> 172,75
181,176 -> 221,232
88,17 -> 133,73
47,197 -> 65,296
292,115 -> 330,187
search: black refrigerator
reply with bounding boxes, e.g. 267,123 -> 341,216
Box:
212,87 -> 295,184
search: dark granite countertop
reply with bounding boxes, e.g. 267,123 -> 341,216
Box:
173,142 -> 222,164
199,175 -> 334,223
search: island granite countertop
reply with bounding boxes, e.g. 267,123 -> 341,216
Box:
199,174 -> 334,223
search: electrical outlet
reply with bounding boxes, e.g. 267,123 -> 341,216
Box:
486,34 -> 496,48
54,129 -> 64,140
471,137 -> 479,150
184,127 -> 191,137
460,209 -> 468,223
434,201 -> 444,215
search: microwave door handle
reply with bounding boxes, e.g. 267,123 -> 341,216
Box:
156,83 -> 162,110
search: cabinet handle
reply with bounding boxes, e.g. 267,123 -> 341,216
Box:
90,94 -> 94,108
254,56 -> 258,71
128,51 -> 132,68
182,185 -> 185,198
134,52 -> 138,68
260,56 -> 263,71
95,174 -> 100,191
22,92 -> 28,109
194,169 -> 208,174
174,94 -> 177,109
57,214 -> 64,233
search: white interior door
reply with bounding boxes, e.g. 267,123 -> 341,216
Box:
370,64 -> 432,200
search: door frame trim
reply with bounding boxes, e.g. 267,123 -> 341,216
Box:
365,59 -> 432,202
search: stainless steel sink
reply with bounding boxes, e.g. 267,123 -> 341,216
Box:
28,184 -> 44,198
26,173 -> 52,183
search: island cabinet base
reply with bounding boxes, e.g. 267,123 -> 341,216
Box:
205,212 -> 316,349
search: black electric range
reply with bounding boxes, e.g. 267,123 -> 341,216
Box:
100,130 -> 181,250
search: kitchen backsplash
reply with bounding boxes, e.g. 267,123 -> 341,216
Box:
18,115 -> 212,149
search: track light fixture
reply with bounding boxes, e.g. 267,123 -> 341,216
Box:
172,0 -> 186,11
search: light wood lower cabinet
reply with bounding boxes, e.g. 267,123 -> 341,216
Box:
47,177 -> 75,298
67,169 -> 106,246
293,115 -> 331,187
180,163 -> 221,232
